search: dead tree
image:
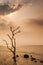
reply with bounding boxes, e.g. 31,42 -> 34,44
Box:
3,26 -> 21,62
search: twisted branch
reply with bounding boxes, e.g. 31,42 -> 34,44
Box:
3,40 -> 13,52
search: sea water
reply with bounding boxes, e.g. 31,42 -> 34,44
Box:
0,45 -> 43,65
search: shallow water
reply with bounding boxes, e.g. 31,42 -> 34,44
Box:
0,45 -> 43,65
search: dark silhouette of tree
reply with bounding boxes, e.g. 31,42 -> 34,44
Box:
3,26 -> 21,62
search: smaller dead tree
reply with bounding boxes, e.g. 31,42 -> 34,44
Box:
3,26 -> 21,62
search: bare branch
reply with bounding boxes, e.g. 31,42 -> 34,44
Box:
3,40 -> 13,52
14,30 -> 21,35
7,34 -> 15,49
7,34 -> 12,41
10,26 -> 13,33
12,26 -> 20,32
7,33 -> 14,49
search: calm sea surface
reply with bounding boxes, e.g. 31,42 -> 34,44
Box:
0,45 -> 43,65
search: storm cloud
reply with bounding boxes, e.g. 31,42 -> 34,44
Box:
0,0 -> 33,15
0,0 -> 43,15
25,19 -> 43,26
0,4 -> 23,15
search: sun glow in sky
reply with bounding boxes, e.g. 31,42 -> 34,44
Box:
7,13 -> 13,17
0,0 -> 43,46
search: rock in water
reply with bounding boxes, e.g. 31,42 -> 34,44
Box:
23,54 -> 29,58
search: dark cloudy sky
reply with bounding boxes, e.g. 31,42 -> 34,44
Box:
0,0 -> 43,46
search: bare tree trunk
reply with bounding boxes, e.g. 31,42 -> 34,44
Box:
13,38 -> 16,62
13,48 -> 16,62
